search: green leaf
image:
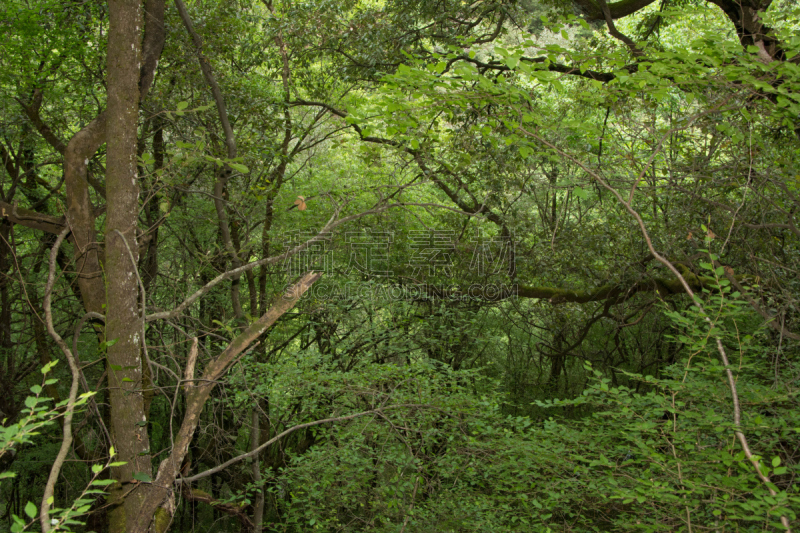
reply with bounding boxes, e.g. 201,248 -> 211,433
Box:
176,101 -> 189,111
100,339 -> 119,352
24,501 -> 36,519
132,472 -> 152,483
228,162 -> 249,173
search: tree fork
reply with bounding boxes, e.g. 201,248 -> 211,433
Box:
130,272 -> 321,533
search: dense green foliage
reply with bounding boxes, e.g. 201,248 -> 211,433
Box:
1,0 -> 799,531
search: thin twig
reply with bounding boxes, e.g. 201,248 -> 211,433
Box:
178,404 -> 430,484
72,311 -> 111,446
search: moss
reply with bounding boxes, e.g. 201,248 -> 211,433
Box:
107,502 -> 125,533
154,506 -> 171,533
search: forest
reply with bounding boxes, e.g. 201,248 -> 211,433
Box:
0,0 -> 799,531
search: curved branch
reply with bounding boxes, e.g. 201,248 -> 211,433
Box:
179,403 -> 427,484
454,54 -> 617,82
574,0 -> 660,21
17,91 -> 67,155
597,0 -> 643,57
0,201 -> 65,234
40,227 -> 82,533
72,311 -> 111,446
181,487 -> 254,529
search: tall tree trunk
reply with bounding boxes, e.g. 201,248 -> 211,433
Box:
104,1 -> 150,531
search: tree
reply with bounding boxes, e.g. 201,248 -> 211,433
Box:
1,0 -> 798,531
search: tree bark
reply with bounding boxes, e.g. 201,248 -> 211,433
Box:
104,1 -> 150,531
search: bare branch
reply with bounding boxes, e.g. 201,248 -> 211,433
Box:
40,227 -> 82,533
0,201 -> 65,234
597,0 -> 643,57
179,403 -> 428,484
146,203 -> 403,322
17,91 -> 67,155
183,338 -> 198,393
131,272 -> 322,533
181,486 -> 254,529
